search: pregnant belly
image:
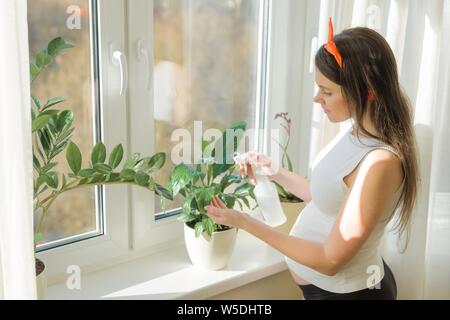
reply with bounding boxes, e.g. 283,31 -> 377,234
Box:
287,202 -> 334,286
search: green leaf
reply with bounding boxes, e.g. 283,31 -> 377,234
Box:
222,194 -> 236,208
47,172 -> 59,189
31,95 -> 41,110
177,212 -> 197,223
135,171 -> 150,187
30,63 -> 40,81
89,173 -> 106,184
78,178 -> 89,185
47,37 -> 74,57
194,222 -> 203,238
78,168 -> 96,178
37,129 -> 51,158
66,141 -> 82,175
34,233 -> 42,243
192,199 -> 200,212
234,182 -> 253,196
32,115 -> 51,132
35,175 -> 46,190
45,116 -> 57,138
167,164 -> 199,197
41,162 -> 57,174
207,163 -> 214,184
124,153 -> 140,169
31,108 -> 37,121
204,217 -> 215,237
38,173 -> 57,189
36,52 -> 52,68
133,157 -> 151,172
91,142 -> 106,164
43,96 -> 66,110
211,163 -> 232,181
147,152 -> 166,173
228,174 -> 243,184
61,174 -> 67,189
93,163 -> 112,174
39,109 -> 59,117
236,200 -> 244,211
182,195 -> 195,215
147,176 -> 155,190
107,172 -> 121,183
108,144 -> 124,169
283,153 -> 294,172
240,196 -> 250,210
33,155 -> 41,172
155,184 -> 173,201
273,181 -> 289,199
194,186 -> 216,214
56,110 -> 73,131
213,121 -> 247,165
120,169 -> 136,181
53,127 -> 74,152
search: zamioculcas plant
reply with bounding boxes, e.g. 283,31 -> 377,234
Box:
167,121 -> 257,238
31,37 -> 172,247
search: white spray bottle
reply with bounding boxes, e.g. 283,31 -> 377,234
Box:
234,153 -> 286,227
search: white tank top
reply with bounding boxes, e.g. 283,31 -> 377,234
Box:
285,125 -> 404,293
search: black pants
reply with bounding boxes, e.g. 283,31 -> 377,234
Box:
298,260 -> 397,300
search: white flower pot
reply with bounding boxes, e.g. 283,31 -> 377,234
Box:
184,224 -> 238,270
35,258 -> 47,300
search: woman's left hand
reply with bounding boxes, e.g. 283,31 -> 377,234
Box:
205,196 -> 246,229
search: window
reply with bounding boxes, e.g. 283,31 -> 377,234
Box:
34,0 -> 283,280
29,0 -> 103,250
152,0 -> 262,215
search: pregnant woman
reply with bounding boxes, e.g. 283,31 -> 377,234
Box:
205,18 -> 419,300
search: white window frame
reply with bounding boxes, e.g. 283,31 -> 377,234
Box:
126,0 -> 184,250
36,0 -> 131,281
128,0 -> 282,249
37,0 -> 296,283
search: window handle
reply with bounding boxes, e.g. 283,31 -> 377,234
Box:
112,49 -> 129,96
137,40 -> 152,91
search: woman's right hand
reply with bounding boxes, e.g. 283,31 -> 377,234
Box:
238,151 -> 280,184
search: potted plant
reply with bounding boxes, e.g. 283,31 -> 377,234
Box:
30,37 -> 172,298
272,113 -> 305,233
166,121 -> 257,270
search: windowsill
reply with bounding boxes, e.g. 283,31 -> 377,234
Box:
45,230 -> 288,300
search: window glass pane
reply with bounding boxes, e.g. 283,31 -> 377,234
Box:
153,0 -> 261,213
28,0 -> 101,247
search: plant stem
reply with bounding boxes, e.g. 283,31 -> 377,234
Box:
34,179 -> 157,236
35,206 -> 48,242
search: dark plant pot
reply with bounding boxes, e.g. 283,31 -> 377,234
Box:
35,258 -> 45,276
35,258 -> 46,299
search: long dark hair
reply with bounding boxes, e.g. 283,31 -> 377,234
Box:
315,27 -> 420,251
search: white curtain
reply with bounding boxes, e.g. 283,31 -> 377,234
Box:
308,0 -> 450,299
0,0 -> 37,299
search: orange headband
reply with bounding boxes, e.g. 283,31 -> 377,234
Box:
324,17 -> 343,69
324,18 -> 376,102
